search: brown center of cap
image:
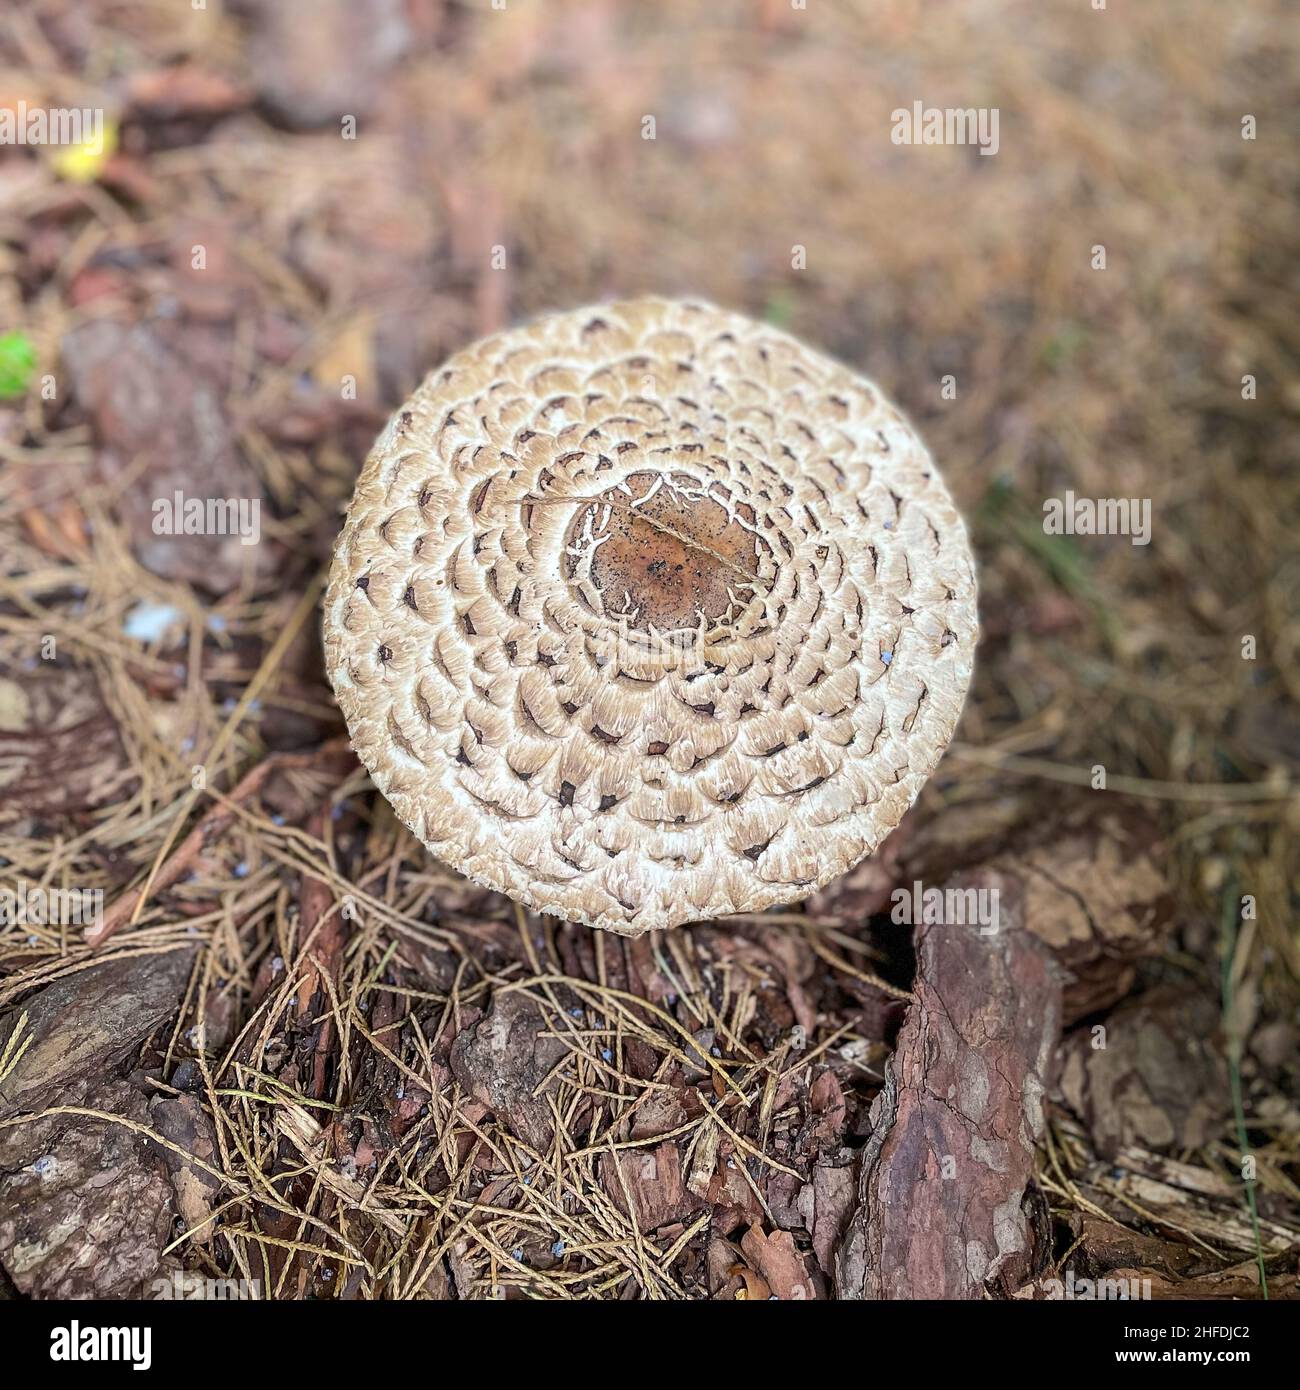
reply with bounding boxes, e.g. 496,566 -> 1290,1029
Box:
567,470 -> 768,633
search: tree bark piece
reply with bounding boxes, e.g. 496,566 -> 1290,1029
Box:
837,870 -> 1062,1299
0,667 -> 136,831
0,1077 -> 175,1299
150,1095 -> 221,1245
1058,986 -> 1228,1155
901,796 -> 1173,1024
61,321 -> 271,595
449,992 -> 569,1152
0,951 -> 197,1296
0,950 -> 194,1113
246,0 -> 410,129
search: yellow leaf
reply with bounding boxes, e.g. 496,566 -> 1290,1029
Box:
312,315 -> 375,399
52,118 -> 118,184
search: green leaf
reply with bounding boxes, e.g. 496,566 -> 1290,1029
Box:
0,331 -> 37,399
762,291 -> 794,329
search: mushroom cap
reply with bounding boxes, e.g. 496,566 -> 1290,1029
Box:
323,298 -> 978,934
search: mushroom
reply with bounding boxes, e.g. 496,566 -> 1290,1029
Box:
323,298 -> 977,934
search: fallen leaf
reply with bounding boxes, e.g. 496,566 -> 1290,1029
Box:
739,1224 -> 820,1301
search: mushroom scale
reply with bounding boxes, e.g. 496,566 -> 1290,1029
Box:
323,298 -> 977,934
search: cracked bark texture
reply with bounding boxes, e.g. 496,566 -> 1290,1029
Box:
898,795 -> 1172,1023
836,871 -> 1062,1299
1058,986 -> 1228,1156
0,1076 -> 175,1298
0,950 -> 194,1112
0,951 -> 194,1298
449,991 -> 569,1151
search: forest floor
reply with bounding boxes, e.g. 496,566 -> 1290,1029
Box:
0,0 -> 1296,1299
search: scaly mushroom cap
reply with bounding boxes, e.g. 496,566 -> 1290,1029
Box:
323,298 -> 978,934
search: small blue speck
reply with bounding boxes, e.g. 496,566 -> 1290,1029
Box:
601,1048 -> 613,1062
206,614 -> 227,633
233,861 -> 249,878
551,1240 -> 565,1257
123,600 -> 182,644
271,813 -> 286,826
32,1155 -> 55,1175
512,1247 -> 524,1261
880,651 -> 893,665
569,1007 -> 582,1018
